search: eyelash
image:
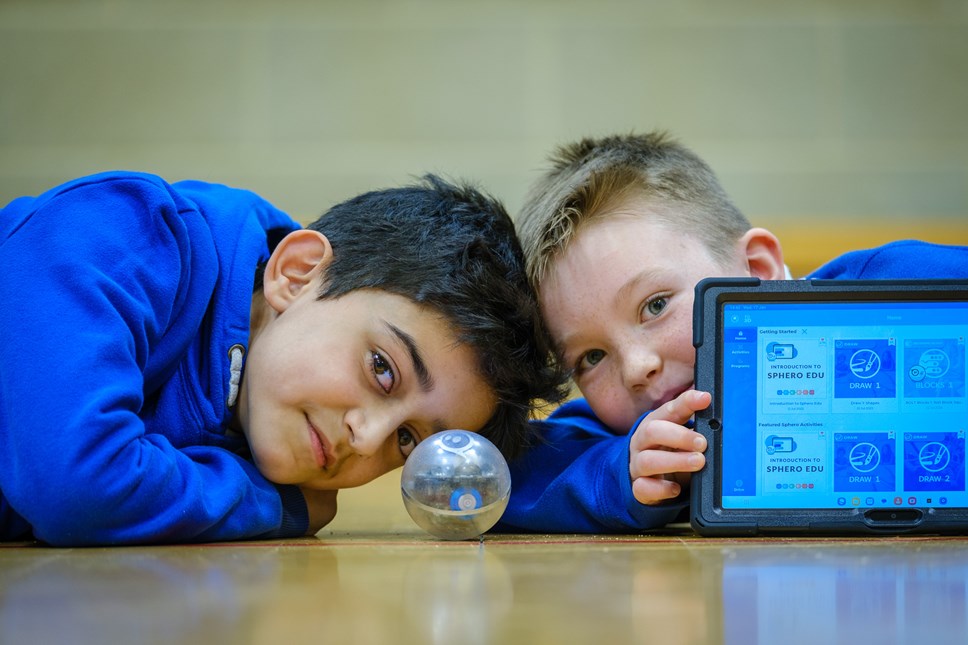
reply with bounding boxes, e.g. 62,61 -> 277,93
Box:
641,294 -> 669,320
573,348 -> 604,376
370,351 -> 395,393
368,353 -> 418,458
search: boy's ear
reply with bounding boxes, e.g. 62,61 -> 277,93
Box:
737,227 -> 787,280
262,229 -> 333,312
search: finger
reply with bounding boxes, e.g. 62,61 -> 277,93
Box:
630,448 -> 705,481
631,475 -> 682,506
661,389 -> 712,421
631,419 -> 708,453
647,390 -> 712,425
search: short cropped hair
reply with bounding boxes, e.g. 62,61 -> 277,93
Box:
517,131 -> 751,289
300,174 -> 569,459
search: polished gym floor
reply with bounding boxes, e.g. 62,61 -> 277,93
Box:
2,471 -> 966,645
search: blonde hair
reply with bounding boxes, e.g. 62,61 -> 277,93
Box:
518,131 -> 751,289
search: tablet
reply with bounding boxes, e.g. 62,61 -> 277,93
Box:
691,278 -> 968,535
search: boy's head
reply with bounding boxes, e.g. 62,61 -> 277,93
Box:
240,175 -> 568,490
518,131 -> 785,431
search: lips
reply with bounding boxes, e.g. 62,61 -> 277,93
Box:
307,419 -> 330,470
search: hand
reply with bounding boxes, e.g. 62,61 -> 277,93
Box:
629,390 -> 711,505
301,488 -> 338,535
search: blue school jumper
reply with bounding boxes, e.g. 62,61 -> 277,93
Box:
0,172 -> 308,545
498,240 -> 968,533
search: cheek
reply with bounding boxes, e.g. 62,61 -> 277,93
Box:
246,332 -> 303,398
332,456 -> 396,489
581,377 -> 637,432
674,324 -> 697,364
252,357 -> 309,407
259,333 -> 347,401
665,308 -> 697,363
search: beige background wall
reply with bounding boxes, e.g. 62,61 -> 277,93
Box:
2,0 -> 966,275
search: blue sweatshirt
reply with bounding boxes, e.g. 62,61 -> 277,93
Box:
498,240 -> 968,533
0,171 -> 309,545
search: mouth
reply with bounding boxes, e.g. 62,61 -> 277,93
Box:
306,417 -> 332,470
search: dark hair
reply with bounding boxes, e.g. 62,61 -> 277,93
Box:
300,174 -> 569,459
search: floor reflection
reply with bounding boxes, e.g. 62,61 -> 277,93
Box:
1,536 -> 966,645
715,541 -> 968,645
0,546 -> 280,643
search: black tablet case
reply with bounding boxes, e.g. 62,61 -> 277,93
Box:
691,278 -> 968,536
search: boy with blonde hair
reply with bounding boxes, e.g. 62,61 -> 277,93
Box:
498,131 -> 968,532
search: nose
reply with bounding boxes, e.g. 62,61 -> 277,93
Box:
620,341 -> 660,392
345,408 -> 399,457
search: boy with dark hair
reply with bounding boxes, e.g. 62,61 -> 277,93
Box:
499,131 -> 968,533
0,171 -> 567,545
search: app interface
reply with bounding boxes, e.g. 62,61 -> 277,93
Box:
720,300 -> 968,509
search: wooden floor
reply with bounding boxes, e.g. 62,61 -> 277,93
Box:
2,472 -> 967,645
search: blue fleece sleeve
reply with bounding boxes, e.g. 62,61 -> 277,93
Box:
495,400 -> 686,533
808,240 -> 968,280
0,174 -> 303,544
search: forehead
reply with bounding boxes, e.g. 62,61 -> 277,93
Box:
546,211 -> 697,288
549,193 -> 682,264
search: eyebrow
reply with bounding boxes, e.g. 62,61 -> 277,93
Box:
613,267 -> 671,308
385,322 -> 435,392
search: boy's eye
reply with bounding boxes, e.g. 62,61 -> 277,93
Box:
397,427 -> 417,458
371,351 -> 395,393
643,296 -> 668,318
578,349 -> 606,372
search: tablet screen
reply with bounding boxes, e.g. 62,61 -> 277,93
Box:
719,299 -> 968,510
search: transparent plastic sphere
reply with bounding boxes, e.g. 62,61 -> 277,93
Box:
401,430 -> 511,540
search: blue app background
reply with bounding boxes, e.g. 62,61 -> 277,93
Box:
903,432 -> 966,491
903,339 -> 966,398
834,339 -> 896,399
833,432 -> 896,491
